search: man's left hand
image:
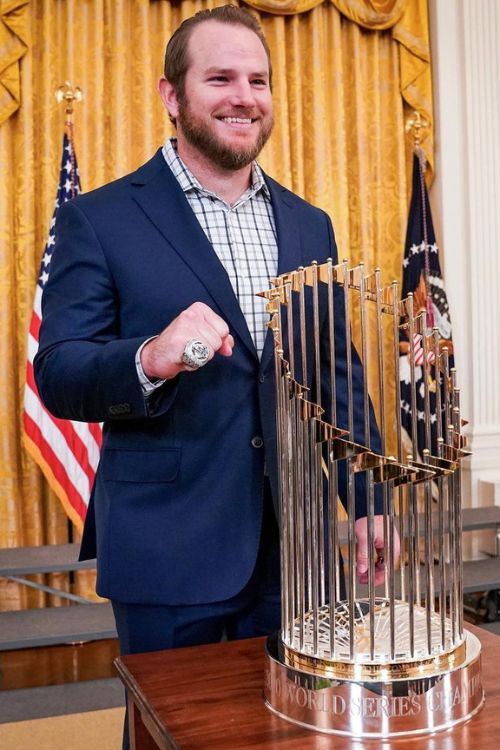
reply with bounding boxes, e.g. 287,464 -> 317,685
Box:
354,515 -> 401,587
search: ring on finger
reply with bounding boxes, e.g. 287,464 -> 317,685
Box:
181,339 -> 210,369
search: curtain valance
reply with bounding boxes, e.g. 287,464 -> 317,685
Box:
0,0 -> 29,125
245,1 -> 406,28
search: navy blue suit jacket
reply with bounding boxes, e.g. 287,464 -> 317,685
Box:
34,149 -> 380,606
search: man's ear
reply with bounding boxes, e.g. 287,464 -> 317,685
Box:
158,77 -> 180,119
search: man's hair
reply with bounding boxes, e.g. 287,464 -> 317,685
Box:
164,4 -> 273,102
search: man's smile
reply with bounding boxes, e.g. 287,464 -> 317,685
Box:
216,115 -> 258,128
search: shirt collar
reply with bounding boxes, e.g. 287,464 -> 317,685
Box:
162,137 -> 271,203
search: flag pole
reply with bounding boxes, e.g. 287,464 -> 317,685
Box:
405,111 -> 434,326
60,83 -> 84,533
24,78 -> 100,534
56,82 -> 83,545
56,82 -> 83,199
406,111 -> 429,165
55,80 -> 83,115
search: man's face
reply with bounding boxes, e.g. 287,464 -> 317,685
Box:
171,21 -> 274,171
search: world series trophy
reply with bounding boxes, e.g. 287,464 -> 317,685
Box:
261,260 -> 484,738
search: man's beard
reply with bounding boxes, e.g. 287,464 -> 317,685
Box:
177,102 -> 273,171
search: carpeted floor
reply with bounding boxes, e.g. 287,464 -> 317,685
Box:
0,678 -> 126,749
0,707 -> 125,750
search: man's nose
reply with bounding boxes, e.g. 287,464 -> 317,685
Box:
228,80 -> 255,108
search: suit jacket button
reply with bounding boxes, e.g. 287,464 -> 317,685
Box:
251,436 -> 264,448
259,374 -> 266,383
109,403 -> 131,416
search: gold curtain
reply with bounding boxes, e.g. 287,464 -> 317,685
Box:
0,0 -> 433,610
245,0 -> 433,170
0,0 -> 29,123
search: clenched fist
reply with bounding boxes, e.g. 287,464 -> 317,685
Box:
141,302 -> 234,380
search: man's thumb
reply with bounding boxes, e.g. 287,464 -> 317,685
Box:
357,549 -> 369,575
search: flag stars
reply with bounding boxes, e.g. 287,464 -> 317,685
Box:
400,159 -> 453,462
64,159 -> 73,174
42,252 -> 51,266
64,178 -> 72,192
407,241 -> 440,259
40,271 -> 49,286
46,234 -> 55,247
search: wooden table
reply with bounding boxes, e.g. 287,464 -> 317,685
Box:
115,623 -> 500,750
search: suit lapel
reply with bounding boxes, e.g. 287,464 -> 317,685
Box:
130,152 -> 257,358
260,175 -> 303,372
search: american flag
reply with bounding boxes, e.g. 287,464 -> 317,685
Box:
23,131 -> 102,529
399,150 -> 454,461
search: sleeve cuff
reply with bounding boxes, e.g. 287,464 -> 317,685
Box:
135,337 -> 167,394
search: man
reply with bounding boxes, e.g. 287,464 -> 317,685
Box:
35,5 -> 395,662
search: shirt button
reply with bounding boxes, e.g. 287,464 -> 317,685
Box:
251,436 -> 264,449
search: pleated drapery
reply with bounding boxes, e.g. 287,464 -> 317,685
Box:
0,0 -> 433,610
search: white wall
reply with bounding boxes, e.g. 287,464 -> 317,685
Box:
429,0 -> 500,523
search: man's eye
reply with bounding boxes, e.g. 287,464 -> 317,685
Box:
252,79 -> 267,87
208,76 -> 228,83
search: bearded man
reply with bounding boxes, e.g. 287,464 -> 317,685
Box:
35,5 -> 392,675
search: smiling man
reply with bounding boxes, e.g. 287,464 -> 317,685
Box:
34,8 -> 393,739
159,15 -> 274,186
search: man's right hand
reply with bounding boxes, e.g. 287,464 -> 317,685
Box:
140,302 -> 234,381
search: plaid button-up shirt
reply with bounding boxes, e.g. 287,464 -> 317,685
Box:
162,138 -> 278,356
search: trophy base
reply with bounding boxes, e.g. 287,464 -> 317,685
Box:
264,630 -> 484,738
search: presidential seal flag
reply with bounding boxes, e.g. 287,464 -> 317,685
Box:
23,132 -> 102,528
399,151 -> 454,461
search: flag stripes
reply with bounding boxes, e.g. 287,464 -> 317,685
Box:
23,131 -> 102,529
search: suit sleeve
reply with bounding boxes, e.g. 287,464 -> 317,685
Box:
34,200 -> 178,423
321,212 -> 384,519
